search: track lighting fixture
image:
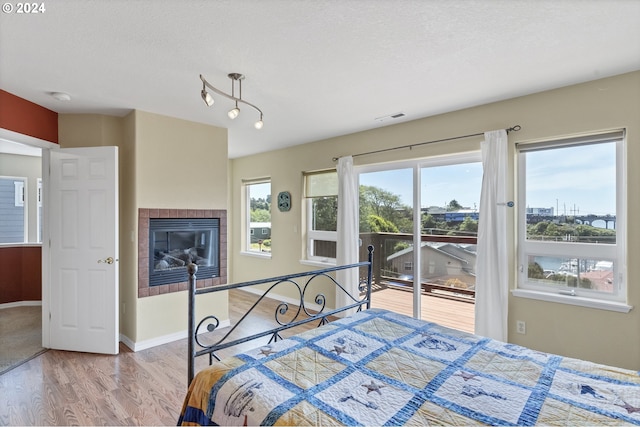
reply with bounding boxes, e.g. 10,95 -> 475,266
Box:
199,73 -> 264,129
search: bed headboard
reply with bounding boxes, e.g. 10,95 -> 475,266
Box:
187,245 -> 374,385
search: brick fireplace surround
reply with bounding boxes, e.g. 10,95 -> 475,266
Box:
138,208 -> 227,298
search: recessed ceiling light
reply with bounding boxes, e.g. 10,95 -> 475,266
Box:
51,92 -> 71,102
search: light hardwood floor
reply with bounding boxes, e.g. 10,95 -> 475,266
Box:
371,287 -> 475,333
0,288 -> 474,426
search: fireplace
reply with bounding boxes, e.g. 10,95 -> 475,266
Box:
138,208 -> 227,298
149,218 -> 219,286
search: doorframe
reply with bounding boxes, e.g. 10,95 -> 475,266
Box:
0,128 -> 58,348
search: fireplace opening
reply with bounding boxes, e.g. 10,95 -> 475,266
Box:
149,218 -> 219,287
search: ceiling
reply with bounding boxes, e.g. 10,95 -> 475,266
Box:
1,0 -> 639,159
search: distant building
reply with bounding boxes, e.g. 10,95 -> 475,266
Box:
526,207 -> 554,216
422,207 -> 479,223
444,210 -> 479,222
385,242 -> 476,288
249,222 -> 271,243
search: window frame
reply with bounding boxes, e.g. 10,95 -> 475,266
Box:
0,176 -> 28,244
515,130 -> 629,311
37,178 -> 43,243
243,178 -> 272,258
303,170 -> 338,265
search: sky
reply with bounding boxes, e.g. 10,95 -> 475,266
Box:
360,164 -> 483,210
253,142 -> 616,219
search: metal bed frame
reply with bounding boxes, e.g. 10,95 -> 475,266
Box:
187,245 -> 374,385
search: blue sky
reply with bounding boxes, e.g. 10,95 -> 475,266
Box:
525,143 -> 616,216
359,143 -> 616,217
360,164 -> 483,210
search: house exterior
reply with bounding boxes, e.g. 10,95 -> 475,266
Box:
386,242 -> 476,289
249,222 -> 271,243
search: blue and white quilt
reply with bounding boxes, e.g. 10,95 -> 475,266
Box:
179,308 -> 640,426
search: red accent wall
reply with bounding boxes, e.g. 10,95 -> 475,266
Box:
0,90 -> 58,144
0,246 -> 42,304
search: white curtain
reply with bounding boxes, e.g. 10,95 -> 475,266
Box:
475,129 -> 509,341
336,156 -> 359,316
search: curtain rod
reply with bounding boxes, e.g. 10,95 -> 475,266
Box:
332,125 -> 521,162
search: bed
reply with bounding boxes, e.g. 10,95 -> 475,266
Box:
179,246 -> 640,426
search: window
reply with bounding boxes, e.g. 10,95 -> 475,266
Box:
244,179 -> 271,254
304,170 -> 338,263
517,130 -> 626,308
0,177 -> 27,243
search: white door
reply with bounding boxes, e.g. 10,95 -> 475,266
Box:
47,146 -> 119,354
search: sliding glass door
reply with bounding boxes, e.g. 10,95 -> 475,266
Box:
358,153 -> 481,332
359,167 -> 415,315
419,159 -> 481,331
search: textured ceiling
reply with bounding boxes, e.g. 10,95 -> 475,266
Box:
1,0 -> 639,158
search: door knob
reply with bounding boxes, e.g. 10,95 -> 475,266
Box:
98,256 -> 115,264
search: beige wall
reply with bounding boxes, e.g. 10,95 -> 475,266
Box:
59,111 -> 230,347
230,71 -> 640,370
58,114 -> 123,148
132,110 -> 229,343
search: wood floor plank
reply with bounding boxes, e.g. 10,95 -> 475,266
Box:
0,287 -> 473,425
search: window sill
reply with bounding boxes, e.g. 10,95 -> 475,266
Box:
512,289 -> 633,313
0,242 -> 42,247
240,250 -> 272,259
299,259 -> 336,268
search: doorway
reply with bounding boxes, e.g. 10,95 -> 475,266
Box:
0,138 -> 45,374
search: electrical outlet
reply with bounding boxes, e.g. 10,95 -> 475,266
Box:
516,320 -> 526,334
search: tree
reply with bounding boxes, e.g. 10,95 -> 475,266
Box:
446,199 -> 463,211
250,197 -> 270,212
526,220 -> 616,243
528,262 -> 545,279
311,196 -> 337,231
459,216 -> 478,233
359,185 -> 413,233
251,209 -> 270,222
422,214 -> 437,231
366,214 -> 399,233
250,197 -> 271,222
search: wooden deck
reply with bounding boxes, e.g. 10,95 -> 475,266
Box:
370,287 -> 475,334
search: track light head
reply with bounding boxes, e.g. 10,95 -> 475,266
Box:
201,88 -> 214,107
254,115 -> 264,129
228,104 -> 240,119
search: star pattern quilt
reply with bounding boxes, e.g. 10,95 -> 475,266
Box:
179,308 -> 640,426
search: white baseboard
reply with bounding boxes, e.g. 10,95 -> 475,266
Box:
119,319 -> 231,352
0,300 -> 42,310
